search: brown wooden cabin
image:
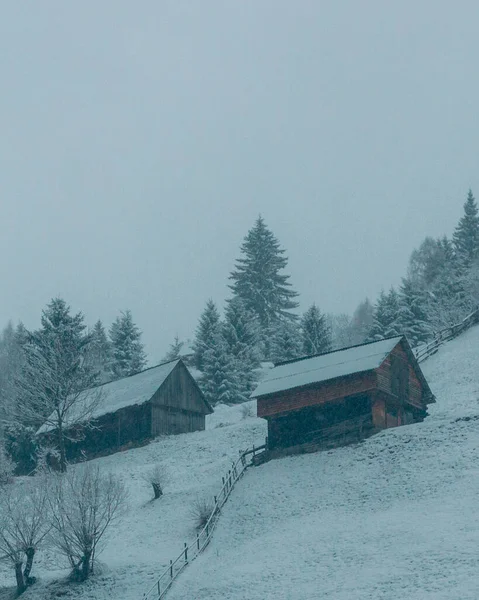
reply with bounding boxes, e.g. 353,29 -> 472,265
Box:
251,336 -> 435,456
36,358 -> 213,463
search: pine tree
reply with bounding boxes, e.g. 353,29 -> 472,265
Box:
222,298 -> 261,393
163,335 -> 184,362
200,333 -> 248,405
301,304 -> 332,355
88,320 -> 112,382
109,310 -> 147,379
397,278 -> 431,346
192,300 -> 221,371
453,189 -> 479,267
350,299 -> 374,344
368,289 -> 400,341
229,216 -> 299,328
270,320 -> 302,364
0,322 -> 25,424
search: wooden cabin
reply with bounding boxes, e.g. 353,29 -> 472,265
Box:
36,358 -> 213,462
251,336 -> 435,456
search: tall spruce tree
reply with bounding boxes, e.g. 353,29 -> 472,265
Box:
192,300 -> 221,371
397,278 -> 431,346
301,304 -> 332,355
453,190 -> 479,267
200,333 -> 248,405
270,320 -> 302,364
229,216 -> 299,329
350,299 -> 374,344
88,320 -> 112,382
163,335 -> 184,362
109,310 -> 147,379
222,298 -> 261,393
368,289 -> 400,341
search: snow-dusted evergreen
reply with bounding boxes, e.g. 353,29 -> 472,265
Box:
453,189 -> 479,268
163,335 -> 185,362
270,320 -> 302,364
368,288 -> 400,341
0,322 -> 25,425
222,298 -> 261,392
192,300 -> 221,371
396,277 -> 431,345
350,298 -> 374,344
109,310 -> 147,379
301,304 -> 332,355
88,320 -> 112,383
200,333 -> 249,405
229,216 -> 299,330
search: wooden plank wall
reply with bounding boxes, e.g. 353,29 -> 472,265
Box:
376,342 -> 424,410
257,372 -> 377,418
150,362 -> 207,436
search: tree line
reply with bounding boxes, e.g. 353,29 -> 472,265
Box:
186,191 -> 479,406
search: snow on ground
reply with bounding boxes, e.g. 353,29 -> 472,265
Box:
0,401 -> 266,600
166,324 -> 479,600
1,326 -> 478,600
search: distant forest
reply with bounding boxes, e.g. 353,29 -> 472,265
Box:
0,190 -> 478,473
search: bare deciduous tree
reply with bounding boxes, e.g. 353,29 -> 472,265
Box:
0,479 -> 50,595
48,464 -> 127,582
16,336 -> 103,473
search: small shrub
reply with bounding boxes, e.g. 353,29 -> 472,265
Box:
0,444 -> 14,485
142,464 -> 168,500
190,497 -> 214,531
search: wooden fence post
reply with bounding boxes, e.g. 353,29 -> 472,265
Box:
170,559 -> 173,579
184,543 -> 188,563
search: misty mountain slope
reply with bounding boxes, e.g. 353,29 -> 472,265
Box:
0,403 -> 267,600
166,324 -> 479,600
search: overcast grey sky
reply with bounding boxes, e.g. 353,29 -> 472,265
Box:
1,1 -> 478,361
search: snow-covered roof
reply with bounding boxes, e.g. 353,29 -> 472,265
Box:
251,337 -> 403,399
37,360 -> 181,434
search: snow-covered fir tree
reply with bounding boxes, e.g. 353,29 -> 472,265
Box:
109,310 -> 147,379
328,313 -> 355,349
192,299 -> 221,371
163,335 -> 184,362
350,299 -> 374,344
200,333 -> 249,405
0,322 -> 26,425
88,320 -> 112,382
453,189 -> 479,268
368,289 -> 400,341
270,320 -> 302,364
229,216 -> 299,330
301,304 -> 332,355
222,298 -> 261,393
397,278 -> 431,346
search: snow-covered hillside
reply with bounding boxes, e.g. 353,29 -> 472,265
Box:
1,325 -> 478,600
166,324 -> 479,600
0,404 -> 266,599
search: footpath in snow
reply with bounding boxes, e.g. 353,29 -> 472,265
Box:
166,325 -> 479,600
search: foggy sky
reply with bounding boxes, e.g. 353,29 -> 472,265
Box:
1,1 -> 478,362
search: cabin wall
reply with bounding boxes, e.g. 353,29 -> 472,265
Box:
59,402 -> 152,462
376,343 -> 424,409
150,363 -> 207,436
267,393 -> 374,450
257,371 -> 377,419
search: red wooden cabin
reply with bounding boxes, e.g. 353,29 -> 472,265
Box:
251,336 -> 435,455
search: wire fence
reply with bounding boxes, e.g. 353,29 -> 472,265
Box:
413,307 -> 479,363
142,444 -> 266,600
